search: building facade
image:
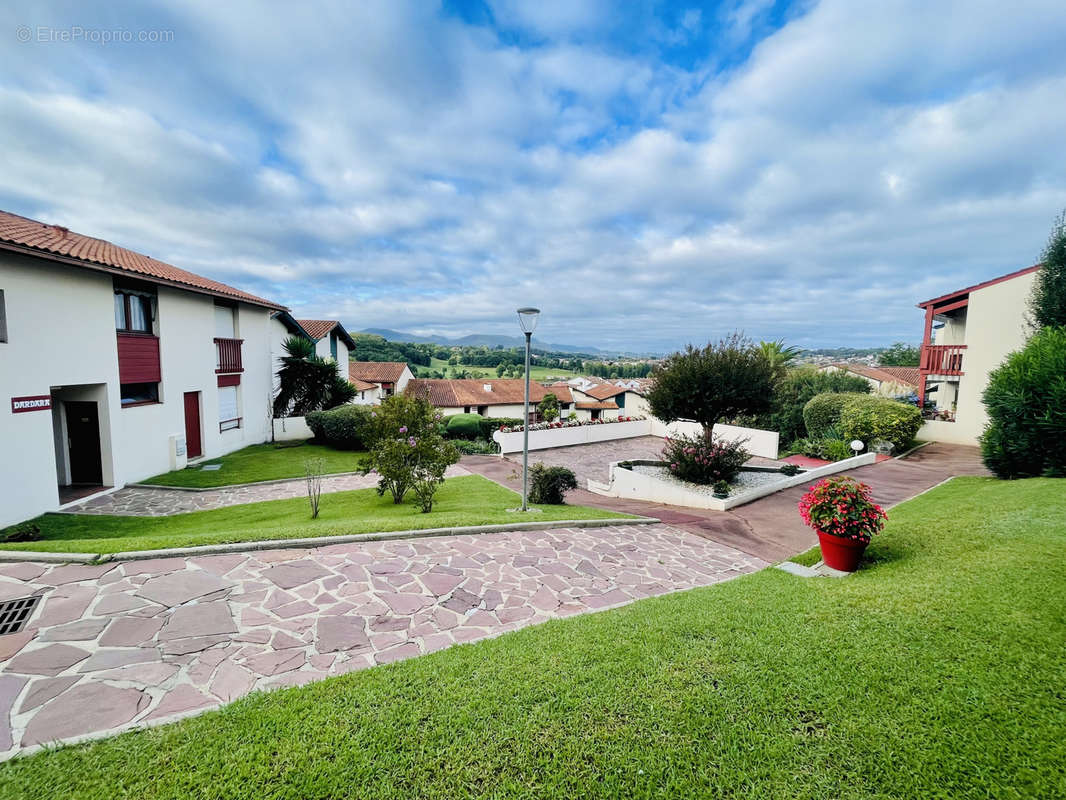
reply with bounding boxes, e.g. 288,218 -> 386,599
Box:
0,210 -> 284,527
916,265 -> 1040,445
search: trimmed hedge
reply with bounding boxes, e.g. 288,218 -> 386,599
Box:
305,405 -> 374,450
529,464 -> 578,504
980,326 -> 1066,478
838,396 -> 921,452
445,413 -> 482,440
803,393 -> 865,438
804,393 -> 921,452
479,417 -> 523,440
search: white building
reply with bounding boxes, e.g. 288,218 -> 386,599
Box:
295,319 -> 355,380
916,264 -> 1040,445
0,209 -> 285,527
348,361 -> 414,405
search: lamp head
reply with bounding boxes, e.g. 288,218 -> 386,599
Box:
516,307 -> 540,334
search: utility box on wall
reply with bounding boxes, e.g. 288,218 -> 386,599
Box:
169,433 -> 188,471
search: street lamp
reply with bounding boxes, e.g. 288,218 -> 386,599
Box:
516,307 -> 540,511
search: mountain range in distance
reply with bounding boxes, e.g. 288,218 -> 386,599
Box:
358,328 -> 636,356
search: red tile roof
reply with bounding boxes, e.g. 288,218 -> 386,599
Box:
350,378 -> 377,391
830,363 -> 920,389
407,379 -> 572,407
578,383 -> 629,401
575,401 -> 620,410
0,208 -> 284,310
349,361 -> 409,384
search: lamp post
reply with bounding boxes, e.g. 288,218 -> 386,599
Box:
516,307 -> 540,511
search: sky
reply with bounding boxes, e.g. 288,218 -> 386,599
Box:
2,1 -> 1065,353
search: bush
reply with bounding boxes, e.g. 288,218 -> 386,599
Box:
452,439 -> 499,455
798,477 -> 887,543
712,480 -> 730,497
305,405 -> 374,450
751,368 -> 871,443
1,523 -> 40,543
445,413 -> 482,440
480,417 -> 523,440
980,326 -> 1066,478
361,394 -> 459,510
779,463 -> 801,476
803,392 -> 865,438
662,432 -> 749,485
529,464 -> 578,504
838,396 -> 922,452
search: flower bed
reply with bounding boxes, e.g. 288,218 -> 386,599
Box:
497,416 -> 645,434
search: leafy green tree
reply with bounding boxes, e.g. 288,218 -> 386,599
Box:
495,363 -> 507,377
980,326 -> 1066,478
646,334 -> 777,433
538,393 -> 560,422
273,336 -> 355,416
361,394 -> 459,509
879,342 -> 921,366
759,368 -> 872,443
1030,211 -> 1066,329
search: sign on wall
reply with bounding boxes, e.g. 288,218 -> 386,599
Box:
11,395 -> 52,413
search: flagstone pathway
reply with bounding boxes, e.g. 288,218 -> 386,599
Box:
63,465 -> 471,516
0,522 -> 764,757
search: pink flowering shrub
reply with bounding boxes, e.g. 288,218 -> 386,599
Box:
661,432 -> 748,485
798,476 -> 887,543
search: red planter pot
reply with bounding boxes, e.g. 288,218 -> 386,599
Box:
816,531 -> 868,572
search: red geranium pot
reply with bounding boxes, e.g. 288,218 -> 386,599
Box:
816,531 -> 868,572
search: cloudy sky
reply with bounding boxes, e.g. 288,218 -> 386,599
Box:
3,1 -> 1065,352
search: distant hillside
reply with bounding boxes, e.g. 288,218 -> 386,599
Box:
359,328 -> 614,356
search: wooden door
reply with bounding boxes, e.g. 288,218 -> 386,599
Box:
65,401 -> 102,484
183,391 -> 202,458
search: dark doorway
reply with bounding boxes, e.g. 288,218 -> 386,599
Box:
65,401 -> 102,484
184,391 -> 202,458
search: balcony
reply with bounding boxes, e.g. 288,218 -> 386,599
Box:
214,337 -> 244,374
920,344 -> 966,376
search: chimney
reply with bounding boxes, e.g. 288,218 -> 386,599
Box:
483,384 -> 492,393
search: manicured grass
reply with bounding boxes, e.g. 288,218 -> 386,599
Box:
139,441 -> 367,488
2,477 -> 1064,798
0,475 -> 631,554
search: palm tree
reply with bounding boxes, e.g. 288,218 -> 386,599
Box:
759,339 -> 802,370
274,336 -> 355,416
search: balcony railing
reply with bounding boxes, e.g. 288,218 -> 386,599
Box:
214,337 -> 244,374
920,344 -> 966,376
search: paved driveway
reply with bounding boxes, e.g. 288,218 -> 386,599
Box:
508,436 -> 667,485
0,523 -> 763,757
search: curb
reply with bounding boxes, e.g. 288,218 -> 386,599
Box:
127,471 -> 365,493
0,516 -> 659,565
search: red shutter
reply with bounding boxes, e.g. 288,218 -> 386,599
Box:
217,373 -> 241,387
117,333 -> 161,383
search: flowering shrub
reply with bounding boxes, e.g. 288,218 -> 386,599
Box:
361,394 -> 458,511
661,432 -> 748,485
498,416 -> 645,433
798,477 -> 887,543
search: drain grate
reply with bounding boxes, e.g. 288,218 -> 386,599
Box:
0,595 -> 42,636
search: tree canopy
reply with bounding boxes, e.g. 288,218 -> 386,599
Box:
1030,211 -> 1066,329
878,342 -> 921,366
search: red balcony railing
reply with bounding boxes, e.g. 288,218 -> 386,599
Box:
215,337 -> 244,374
920,344 -> 966,376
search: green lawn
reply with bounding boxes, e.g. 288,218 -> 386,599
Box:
139,441 -> 367,488
0,475 -> 630,555
417,357 -> 581,382
2,476 -> 1064,798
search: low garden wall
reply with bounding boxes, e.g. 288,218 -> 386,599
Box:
272,416 -> 313,442
587,452 -> 877,511
493,418 -> 779,459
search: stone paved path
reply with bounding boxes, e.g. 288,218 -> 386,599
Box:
0,523 -> 764,757
64,466 -> 471,516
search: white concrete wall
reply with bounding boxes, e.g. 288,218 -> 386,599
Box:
272,415 -> 314,442
649,419 -> 779,459
494,420 -> 651,453
0,252 -> 274,527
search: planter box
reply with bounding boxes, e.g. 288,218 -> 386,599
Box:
587,452 -> 877,511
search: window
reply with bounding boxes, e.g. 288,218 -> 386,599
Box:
330,331 -> 338,360
121,382 -> 159,406
114,289 -> 154,333
218,385 -> 241,431
0,289 -> 6,342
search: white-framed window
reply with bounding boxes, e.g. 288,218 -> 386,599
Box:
218,385 -> 241,431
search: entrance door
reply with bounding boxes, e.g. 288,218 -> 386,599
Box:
183,391 -> 202,458
65,401 -> 102,484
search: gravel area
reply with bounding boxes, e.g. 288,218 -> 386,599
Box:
630,465 -> 791,498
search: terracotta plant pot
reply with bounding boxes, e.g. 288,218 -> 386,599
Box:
816,530 -> 868,572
